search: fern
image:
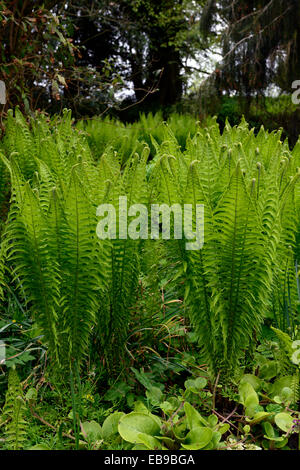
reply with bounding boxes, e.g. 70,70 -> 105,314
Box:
1,111 -> 299,381
151,119 -> 300,378
2,368 -> 27,450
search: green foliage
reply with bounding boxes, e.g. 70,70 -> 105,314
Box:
0,111 -> 299,382
0,110 -> 149,371
1,335 -> 298,450
66,364 -> 299,451
238,373 -> 298,450
0,3 -> 79,111
1,368 -> 27,450
149,118 -> 300,377
77,112 -> 198,163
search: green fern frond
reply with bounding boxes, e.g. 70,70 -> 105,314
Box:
2,368 -> 27,450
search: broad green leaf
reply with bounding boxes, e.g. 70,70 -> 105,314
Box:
133,402 -> 162,427
137,432 -> 162,450
239,382 -> 259,415
219,423 -> 230,434
81,420 -> 102,441
248,411 -> 270,425
274,387 -> 293,404
173,422 -> 188,441
207,414 -> 218,428
184,402 -> 208,429
102,412 -> 125,440
211,430 -> 221,448
181,426 -> 213,450
118,412 -> 161,444
270,376 -> 295,398
240,374 -> 261,391
274,412 -> 294,433
155,435 -> 177,450
263,422 -> 284,442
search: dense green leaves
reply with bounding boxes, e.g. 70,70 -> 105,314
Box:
0,112 -> 299,379
150,117 -> 300,376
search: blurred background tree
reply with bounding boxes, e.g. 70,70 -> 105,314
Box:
201,0 -> 300,97
0,0 -> 207,117
200,0 -> 300,144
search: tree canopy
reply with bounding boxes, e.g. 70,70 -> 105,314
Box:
0,0 -> 299,119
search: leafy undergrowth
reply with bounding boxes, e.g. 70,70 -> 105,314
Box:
0,326 -> 299,451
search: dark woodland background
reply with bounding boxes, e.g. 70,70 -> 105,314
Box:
1,0 -> 300,145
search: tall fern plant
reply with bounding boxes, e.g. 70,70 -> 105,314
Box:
0,113 -> 149,371
151,119 -> 300,378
